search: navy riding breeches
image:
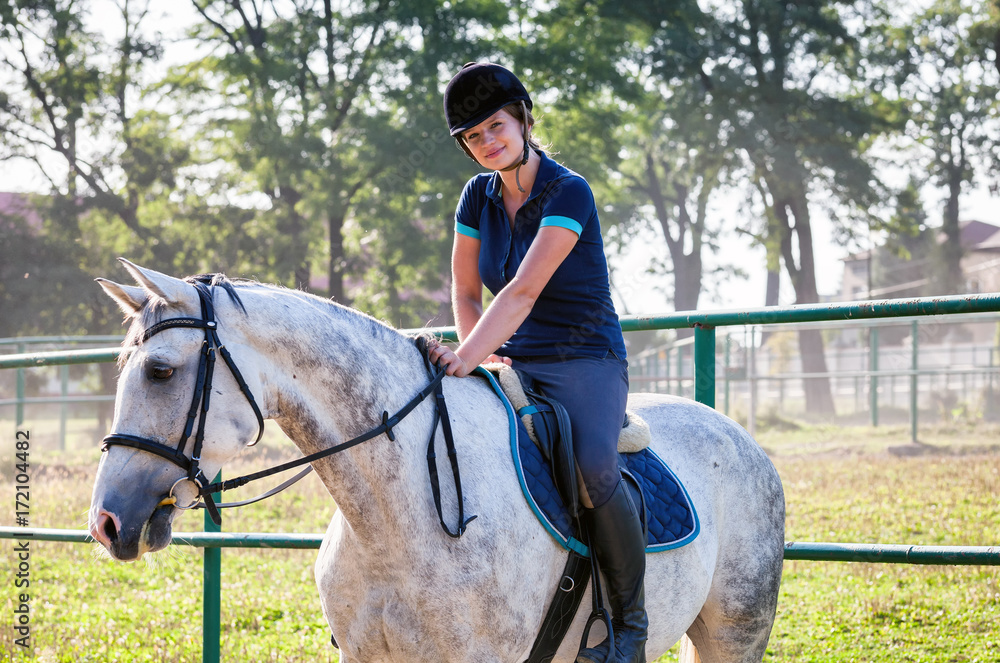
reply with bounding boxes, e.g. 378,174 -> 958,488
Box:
510,351 -> 629,507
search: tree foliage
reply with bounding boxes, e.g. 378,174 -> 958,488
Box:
0,0 -> 998,360
893,0 -> 1000,292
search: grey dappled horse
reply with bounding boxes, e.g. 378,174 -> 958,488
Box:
88,260 -> 784,663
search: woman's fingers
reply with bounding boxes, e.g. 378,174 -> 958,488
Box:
428,344 -> 465,377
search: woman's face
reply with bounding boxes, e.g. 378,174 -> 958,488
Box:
461,109 -> 526,169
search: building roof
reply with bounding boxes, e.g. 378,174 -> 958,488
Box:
845,220 -> 1000,263
952,220 -> 1000,250
966,220 -> 1000,250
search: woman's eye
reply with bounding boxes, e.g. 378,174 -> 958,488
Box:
466,132 -> 479,142
149,364 -> 174,381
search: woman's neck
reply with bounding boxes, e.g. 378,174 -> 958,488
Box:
498,148 -> 541,202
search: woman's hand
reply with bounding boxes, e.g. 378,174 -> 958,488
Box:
483,354 -> 513,367
426,340 -> 511,377
427,340 -> 471,377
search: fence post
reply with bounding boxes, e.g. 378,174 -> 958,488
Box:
16,342 -> 25,427
204,475 -> 222,663
694,325 -> 716,408
60,364 -> 69,451
723,333 -> 731,416
911,320 -> 919,443
650,353 -> 658,394
870,327 -> 879,427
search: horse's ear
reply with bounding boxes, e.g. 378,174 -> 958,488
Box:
96,278 -> 148,316
118,258 -> 193,306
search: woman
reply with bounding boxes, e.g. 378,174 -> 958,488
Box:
428,62 -> 647,663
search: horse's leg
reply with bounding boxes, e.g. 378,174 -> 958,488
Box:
684,441 -> 784,663
683,519 -> 783,661
678,634 -> 702,663
683,594 -> 775,663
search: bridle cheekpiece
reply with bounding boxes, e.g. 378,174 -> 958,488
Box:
101,280 -> 265,525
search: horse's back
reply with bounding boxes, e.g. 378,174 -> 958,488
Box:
626,392 -> 779,496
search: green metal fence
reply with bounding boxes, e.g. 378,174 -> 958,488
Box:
630,312 -> 1000,442
3,292 -> 1000,662
0,337 -> 120,438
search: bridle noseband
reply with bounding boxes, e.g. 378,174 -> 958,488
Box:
101,280 -> 475,537
102,281 -> 265,525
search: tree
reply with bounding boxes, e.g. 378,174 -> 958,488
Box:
896,0 -> 1000,293
526,0 -> 736,322
0,1 -> 194,255
178,0 -> 503,313
0,0 -> 195,337
701,0 -> 897,415
871,178 -> 937,299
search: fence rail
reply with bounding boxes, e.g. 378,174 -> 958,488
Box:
2,527 -> 997,564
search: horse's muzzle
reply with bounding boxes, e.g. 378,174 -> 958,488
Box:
90,500 -> 175,561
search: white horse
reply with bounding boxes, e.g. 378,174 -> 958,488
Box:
88,260 -> 784,663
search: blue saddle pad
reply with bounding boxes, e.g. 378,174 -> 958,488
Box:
476,368 -> 700,556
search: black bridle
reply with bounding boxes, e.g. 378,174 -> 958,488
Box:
102,280 -> 265,525
101,280 -> 475,536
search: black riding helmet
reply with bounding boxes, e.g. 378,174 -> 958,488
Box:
444,62 -> 534,191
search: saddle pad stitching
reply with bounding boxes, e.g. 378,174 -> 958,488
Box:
474,367 -> 699,555
640,447 -> 701,552
474,368 -> 584,555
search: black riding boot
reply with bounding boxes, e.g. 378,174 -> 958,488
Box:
577,480 -> 648,663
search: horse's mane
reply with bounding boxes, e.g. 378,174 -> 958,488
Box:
121,271 -> 414,363
185,273 -> 248,314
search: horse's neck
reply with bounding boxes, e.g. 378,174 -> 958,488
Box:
238,287 -> 435,538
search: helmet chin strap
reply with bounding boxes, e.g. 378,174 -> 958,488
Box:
499,139 -> 531,193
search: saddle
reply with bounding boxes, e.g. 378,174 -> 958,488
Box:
487,363 -> 652,520
481,363 -> 696,663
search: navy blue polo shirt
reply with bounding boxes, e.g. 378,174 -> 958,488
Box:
454,151 -> 627,360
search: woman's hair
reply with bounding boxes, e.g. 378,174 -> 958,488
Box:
502,102 -> 548,151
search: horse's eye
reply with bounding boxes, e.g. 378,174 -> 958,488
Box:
149,363 -> 174,381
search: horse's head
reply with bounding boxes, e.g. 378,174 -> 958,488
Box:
89,259 -> 265,561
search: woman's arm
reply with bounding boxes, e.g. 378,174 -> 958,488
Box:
430,225 -> 579,376
445,232 -> 511,368
451,232 -> 484,343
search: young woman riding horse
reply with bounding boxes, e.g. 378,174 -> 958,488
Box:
427,62 -> 646,663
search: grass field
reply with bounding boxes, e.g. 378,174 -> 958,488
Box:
1,417 -> 998,662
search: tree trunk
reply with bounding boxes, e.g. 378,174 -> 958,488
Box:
772,177 -> 836,416
328,211 -> 349,304
941,166 -> 964,293
759,265 -> 781,346
275,185 -> 311,290
764,268 -> 780,307
644,154 -> 706,340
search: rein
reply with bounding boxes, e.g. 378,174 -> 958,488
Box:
102,282 -> 476,536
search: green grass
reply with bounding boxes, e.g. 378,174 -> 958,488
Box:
758,452 -> 1000,663
2,418 -> 999,662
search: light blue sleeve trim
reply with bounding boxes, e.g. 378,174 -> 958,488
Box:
455,222 -> 480,240
540,215 -> 583,236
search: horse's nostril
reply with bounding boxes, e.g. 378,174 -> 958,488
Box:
102,515 -> 119,543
